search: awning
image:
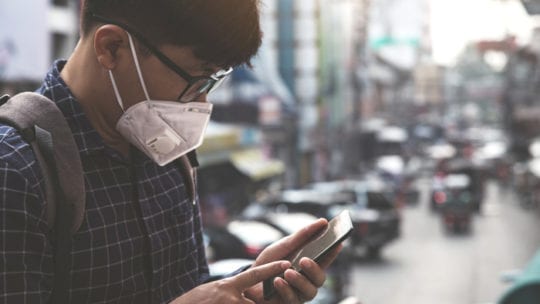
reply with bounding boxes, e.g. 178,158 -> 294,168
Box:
230,148 -> 285,181
210,65 -> 297,125
198,123 -> 242,154
197,123 -> 242,167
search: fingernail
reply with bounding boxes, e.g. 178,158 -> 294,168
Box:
284,268 -> 297,278
281,261 -> 291,270
300,258 -> 311,269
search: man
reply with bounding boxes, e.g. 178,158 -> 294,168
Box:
0,0 -> 341,303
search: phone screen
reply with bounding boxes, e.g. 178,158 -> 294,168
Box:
263,210 -> 353,300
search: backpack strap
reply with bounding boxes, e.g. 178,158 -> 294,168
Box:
177,153 -> 198,205
0,92 -> 86,232
0,92 -> 86,303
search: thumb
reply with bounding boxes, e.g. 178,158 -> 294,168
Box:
231,261 -> 291,291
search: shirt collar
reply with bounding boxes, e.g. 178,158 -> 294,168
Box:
36,60 -> 109,157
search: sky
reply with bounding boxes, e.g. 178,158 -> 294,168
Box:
430,0 -> 537,66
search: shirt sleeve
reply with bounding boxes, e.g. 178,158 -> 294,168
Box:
0,135 -> 54,303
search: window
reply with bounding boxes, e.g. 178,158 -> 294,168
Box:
51,32 -> 68,62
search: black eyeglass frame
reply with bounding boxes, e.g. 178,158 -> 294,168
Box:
90,13 -> 233,102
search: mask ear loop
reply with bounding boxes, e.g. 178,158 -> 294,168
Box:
108,70 -> 125,111
126,32 -> 151,102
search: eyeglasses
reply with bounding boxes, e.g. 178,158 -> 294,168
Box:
91,14 -> 233,102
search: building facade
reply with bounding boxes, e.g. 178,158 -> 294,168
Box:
0,0 -> 79,93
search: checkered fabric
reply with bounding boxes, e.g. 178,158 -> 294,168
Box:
0,60 -> 209,304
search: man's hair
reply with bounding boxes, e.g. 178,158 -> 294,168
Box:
81,0 -> 262,68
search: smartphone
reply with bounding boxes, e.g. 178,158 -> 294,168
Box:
263,210 -> 354,300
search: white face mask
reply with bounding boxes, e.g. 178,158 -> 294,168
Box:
109,32 -> 213,166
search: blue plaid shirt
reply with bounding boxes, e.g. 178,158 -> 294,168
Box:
0,60 -> 209,303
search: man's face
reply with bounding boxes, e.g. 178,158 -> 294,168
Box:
91,14 -> 232,109
136,44 -> 221,103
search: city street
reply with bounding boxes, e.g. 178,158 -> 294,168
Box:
347,178 -> 540,304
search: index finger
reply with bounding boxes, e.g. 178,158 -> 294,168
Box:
232,261 -> 291,290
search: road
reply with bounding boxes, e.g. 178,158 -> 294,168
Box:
346,179 -> 540,304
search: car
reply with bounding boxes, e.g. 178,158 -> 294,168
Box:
431,173 -> 471,208
432,174 -> 475,233
241,210 -> 321,235
371,126 -> 421,206
474,138 -> 511,185
307,177 -> 395,209
204,219 -> 284,262
442,158 -> 486,212
513,158 -> 540,210
308,179 -> 402,257
375,155 -> 421,206
246,186 -> 400,259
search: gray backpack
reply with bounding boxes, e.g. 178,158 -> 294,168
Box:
0,92 -> 85,303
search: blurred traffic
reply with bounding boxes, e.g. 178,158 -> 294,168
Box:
201,111 -> 540,303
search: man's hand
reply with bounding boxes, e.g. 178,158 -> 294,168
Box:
169,261 -> 291,304
244,218 -> 343,303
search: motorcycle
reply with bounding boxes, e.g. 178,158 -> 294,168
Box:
432,174 -> 474,233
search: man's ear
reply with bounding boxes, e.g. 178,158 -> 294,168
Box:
93,25 -> 128,70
